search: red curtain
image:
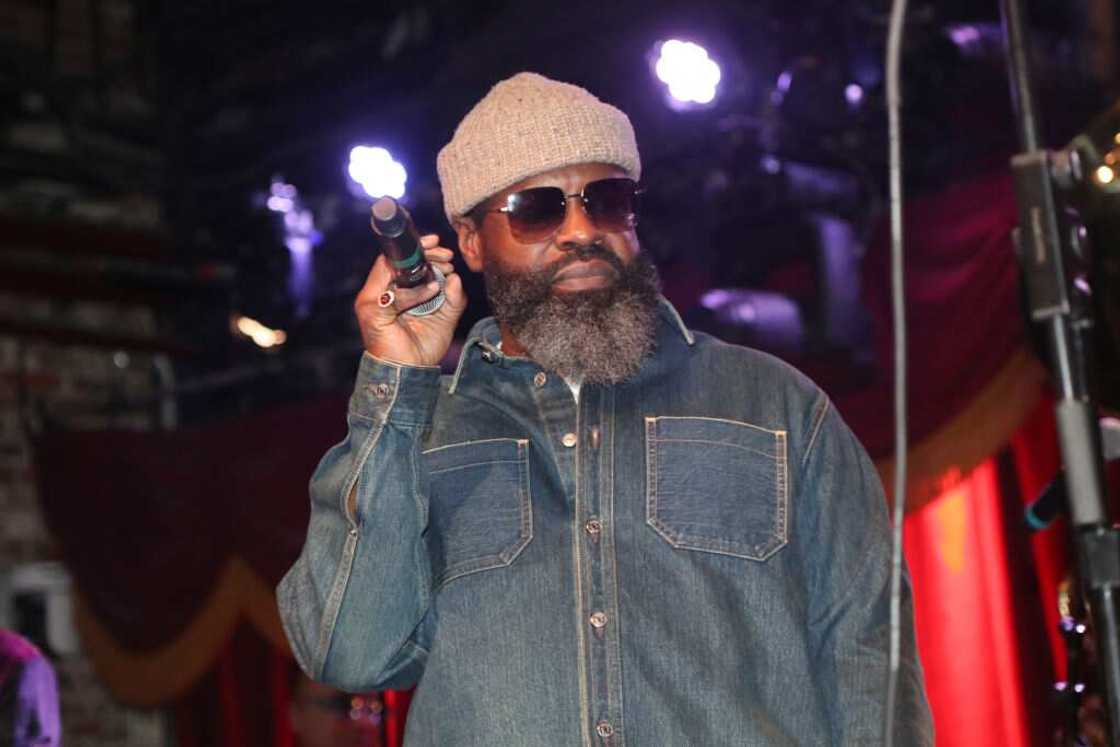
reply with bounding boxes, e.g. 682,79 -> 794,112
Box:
169,622 -> 412,747
906,396 -> 1068,745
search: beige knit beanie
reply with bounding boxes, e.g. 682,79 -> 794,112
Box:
437,72 -> 641,223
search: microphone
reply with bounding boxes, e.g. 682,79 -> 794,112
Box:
1026,418 -> 1120,531
370,197 -> 446,316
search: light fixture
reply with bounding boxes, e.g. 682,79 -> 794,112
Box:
347,145 -> 407,199
653,39 -> 721,109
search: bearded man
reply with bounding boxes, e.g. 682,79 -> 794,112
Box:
278,72 -> 933,745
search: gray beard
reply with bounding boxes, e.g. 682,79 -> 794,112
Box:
483,248 -> 662,385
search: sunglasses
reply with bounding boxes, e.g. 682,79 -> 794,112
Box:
484,177 -> 643,243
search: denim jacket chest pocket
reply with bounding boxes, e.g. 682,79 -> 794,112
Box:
645,416 -> 788,561
421,438 -> 533,589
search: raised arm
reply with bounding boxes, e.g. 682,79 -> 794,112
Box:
277,235 -> 465,690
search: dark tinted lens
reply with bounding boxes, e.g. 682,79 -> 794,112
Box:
506,186 -> 566,242
583,178 -> 640,231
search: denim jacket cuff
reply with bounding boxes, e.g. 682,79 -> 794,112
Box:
347,352 -> 441,426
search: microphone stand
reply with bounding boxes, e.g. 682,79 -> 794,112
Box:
999,0 -> 1120,740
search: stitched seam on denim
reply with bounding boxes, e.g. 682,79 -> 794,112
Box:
574,403 -> 592,747
408,438 -> 431,612
802,395 -> 831,469
341,366 -> 401,525
644,417 -> 659,538
427,458 -> 522,474
421,436 -> 522,454
448,336 -> 483,395
645,415 -> 788,561
432,554 -> 520,590
428,438 -> 532,590
776,431 -> 788,548
517,439 -> 534,565
315,367 -> 403,672
653,414 -> 783,435
653,437 -> 778,459
314,528 -> 359,676
604,389 -> 626,745
362,350 -> 441,371
400,636 -> 431,658
347,409 -> 377,424
278,597 -> 313,676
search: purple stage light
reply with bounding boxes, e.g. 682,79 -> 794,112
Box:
845,83 -> 864,107
947,24 -> 982,47
267,181 -> 297,212
264,177 -> 321,318
347,145 -> 407,199
654,40 -> 721,108
699,288 -> 804,351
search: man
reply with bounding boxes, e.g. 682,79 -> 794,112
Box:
0,629 -> 61,747
278,72 -> 932,745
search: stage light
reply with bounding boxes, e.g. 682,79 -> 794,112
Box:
654,40 -> 721,108
233,315 -> 287,349
267,180 -> 297,213
1096,165 -> 1116,185
845,84 -> 864,107
347,145 -> 407,199
947,25 -> 981,47
760,155 -> 781,175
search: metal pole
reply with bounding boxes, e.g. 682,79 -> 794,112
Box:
999,0 -> 1120,739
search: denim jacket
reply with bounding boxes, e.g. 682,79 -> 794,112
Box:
277,298 -> 933,746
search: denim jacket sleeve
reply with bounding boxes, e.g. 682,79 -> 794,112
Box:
276,353 -> 441,691
799,393 -> 934,746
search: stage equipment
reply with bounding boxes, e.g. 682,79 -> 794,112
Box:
652,39 -> 721,108
883,0 -> 910,743
348,145 -> 408,199
1000,0 -> 1120,741
264,177 -> 320,318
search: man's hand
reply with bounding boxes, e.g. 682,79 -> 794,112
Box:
354,234 -> 466,367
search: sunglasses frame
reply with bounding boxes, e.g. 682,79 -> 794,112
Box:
485,177 -> 643,242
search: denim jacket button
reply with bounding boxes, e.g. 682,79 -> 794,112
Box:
584,518 -> 602,541
371,382 -> 391,399
595,720 -> 614,738
533,371 -> 547,388
589,611 -> 607,628
562,432 -> 577,448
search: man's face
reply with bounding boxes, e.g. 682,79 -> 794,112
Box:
455,161 -> 661,384
457,162 -> 641,292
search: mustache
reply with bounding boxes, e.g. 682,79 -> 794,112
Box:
547,243 -> 625,280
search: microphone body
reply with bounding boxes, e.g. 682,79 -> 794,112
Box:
370,197 -> 446,315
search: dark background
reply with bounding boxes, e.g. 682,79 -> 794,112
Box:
0,0 -> 1113,421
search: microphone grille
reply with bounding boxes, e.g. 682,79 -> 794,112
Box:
371,197 -> 400,223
